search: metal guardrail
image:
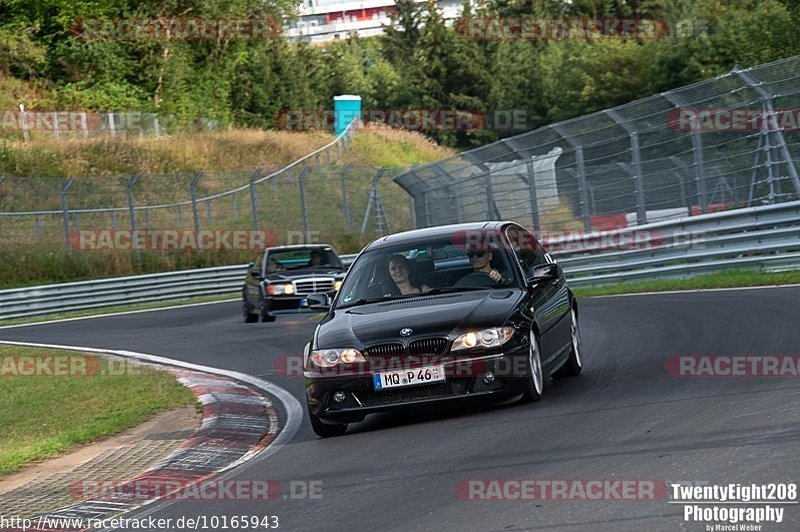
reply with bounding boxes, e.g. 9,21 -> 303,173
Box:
2,200 -> 800,320
0,255 -> 358,320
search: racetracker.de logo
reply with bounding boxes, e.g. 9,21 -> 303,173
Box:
456,18 -> 670,40
666,109 -> 800,132
666,356 -> 800,377
71,18 -> 282,40
71,229 -> 279,251
0,355 -> 142,377
69,479 -> 282,501
455,479 -> 668,500
1,110 -> 102,131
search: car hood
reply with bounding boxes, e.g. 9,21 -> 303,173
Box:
264,268 -> 344,282
317,290 -> 523,348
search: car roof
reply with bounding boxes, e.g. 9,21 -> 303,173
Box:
364,221 -> 514,251
266,244 -> 336,252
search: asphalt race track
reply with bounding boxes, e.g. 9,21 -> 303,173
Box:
2,287 -> 799,531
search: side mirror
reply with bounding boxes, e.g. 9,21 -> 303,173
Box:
527,263 -> 559,287
307,292 -> 331,310
249,265 -> 262,279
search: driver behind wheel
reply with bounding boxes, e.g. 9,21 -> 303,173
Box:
456,247 -> 511,287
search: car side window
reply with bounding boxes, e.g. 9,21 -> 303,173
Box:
505,226 -> 547,276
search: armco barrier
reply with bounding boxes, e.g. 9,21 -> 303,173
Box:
2,200 -> 800,320
0,255 -> 356,320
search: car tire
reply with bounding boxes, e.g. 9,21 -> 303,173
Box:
243,300 -> 258,323
519,330 -> 544,403
554,307 -> 582,378
308,406 -> 347,438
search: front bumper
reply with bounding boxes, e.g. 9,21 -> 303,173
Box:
305,345 -> 529,423
263,291 -> 336,314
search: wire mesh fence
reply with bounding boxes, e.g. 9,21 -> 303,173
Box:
0,110 -> 221,140
0,120 -> 417,267
394,55 -> 800,237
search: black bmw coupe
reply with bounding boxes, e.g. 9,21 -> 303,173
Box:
303,222 -> 582,437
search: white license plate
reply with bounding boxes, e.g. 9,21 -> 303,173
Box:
373,365 -> 446,390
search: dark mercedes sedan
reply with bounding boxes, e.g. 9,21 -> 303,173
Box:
303,222 -> 583,437
242,244 -> 346,322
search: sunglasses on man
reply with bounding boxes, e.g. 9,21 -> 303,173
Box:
467,250 -> 488,258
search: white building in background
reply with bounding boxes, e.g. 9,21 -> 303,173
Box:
286,0 -> 471,43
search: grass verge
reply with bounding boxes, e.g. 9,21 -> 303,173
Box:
572,269 -> 800,298
0,345 -> 197,476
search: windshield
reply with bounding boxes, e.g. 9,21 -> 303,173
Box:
265,248 -> 342,272
335,236 -> 520,309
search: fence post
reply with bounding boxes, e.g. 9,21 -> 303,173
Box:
249,168 -> 262,231
484,174 -> 500,220
110,211 -> 116,230
340,163 -> 352,231
361,168 -> 386,236
127,174 -> 141,260
109,113 -> 116,138
61,177 -> 76,253
298,166 -> 311,243
35,216 -> 42,240
190,172 -> 203,246
80,112 -> 89,138
177,204 -> 183,228
551,125 -> 591,230
19,104 -> 29,141
52,112 -> 60,139
574,146 -> 592,230
663,92 -> 708,214
232,191 -> 239,218
605,109 -> 646,225
526,160 -> 541,233
669,156 -> 691,211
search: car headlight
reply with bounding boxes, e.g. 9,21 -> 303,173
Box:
334,280 -> 342,291
452,327 -> 515,351
267,283 -> 294,295
310,348 -> 366,368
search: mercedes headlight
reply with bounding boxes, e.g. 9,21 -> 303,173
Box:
267,283 -> 294,295
310,348 -> 366,367
452,327 -> 515,351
